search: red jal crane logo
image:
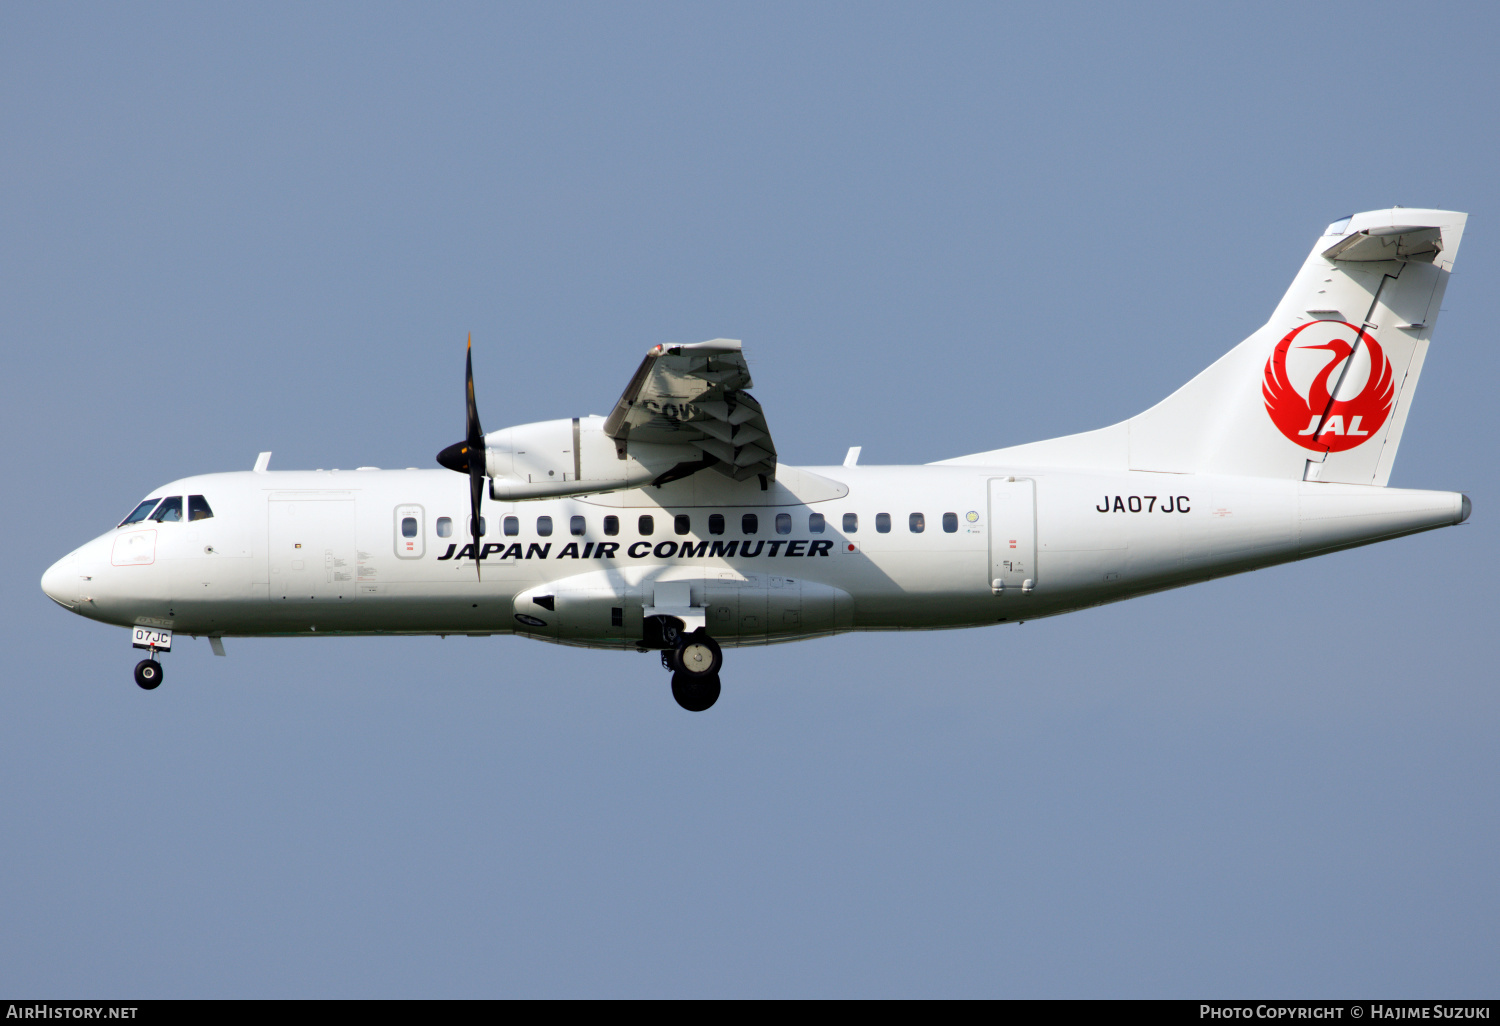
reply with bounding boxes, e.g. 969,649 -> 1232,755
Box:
1262,320 -> 1394,452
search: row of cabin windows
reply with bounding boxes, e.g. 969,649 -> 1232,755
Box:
119,494 -> 214,527
425,510 -> 962,538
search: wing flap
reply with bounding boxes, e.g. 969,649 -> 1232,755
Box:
603,339 -> 778,481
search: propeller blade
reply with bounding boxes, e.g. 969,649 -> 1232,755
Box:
465,333 -> 483,449
469,455 -> 484,582
434,335 -> 487,581
465,335 -> 483,581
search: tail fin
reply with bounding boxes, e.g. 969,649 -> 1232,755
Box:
1129,208 -> 1466,484
943,208 -> 1467,484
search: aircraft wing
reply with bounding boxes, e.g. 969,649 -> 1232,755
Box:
603,339 -> 778,482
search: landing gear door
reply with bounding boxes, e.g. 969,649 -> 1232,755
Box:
988,477 -> 1036,595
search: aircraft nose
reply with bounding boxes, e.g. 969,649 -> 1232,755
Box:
41,553 -> 77,609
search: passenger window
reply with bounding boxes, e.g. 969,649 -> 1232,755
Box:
675,514 -> 691,536
401,516 -> 418,538
909,513 -> 925,533
639,515 -> 654,536
504,516 -> 519,536
875,513 -> 891,533
842,512 -> 858,534
469,516 -> 486,537
943,512 -> 958,533
150,497 -> 183,523
120,498 -> 160,527
436,517 -> 453,538
188,495 -> 214,521
808,513 -> 825,533
604,516 -> 620,536
742,513 -> 758,534
537,516 -> 553,537
709,514 -> 725,536
776,513 -> 792,534
571,515 -> 586,536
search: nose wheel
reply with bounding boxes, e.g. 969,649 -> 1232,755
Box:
134,659 -> 163,690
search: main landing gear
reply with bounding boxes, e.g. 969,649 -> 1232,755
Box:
660,622 -> 723,712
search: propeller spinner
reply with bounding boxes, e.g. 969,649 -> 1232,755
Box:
436,334 -> 486,579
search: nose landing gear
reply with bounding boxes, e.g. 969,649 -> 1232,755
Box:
129,628 -> 172,690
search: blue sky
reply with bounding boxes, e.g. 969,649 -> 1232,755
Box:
3,2 -> 1497,996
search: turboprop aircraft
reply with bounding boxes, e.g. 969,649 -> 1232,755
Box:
41,207 -> 1473,711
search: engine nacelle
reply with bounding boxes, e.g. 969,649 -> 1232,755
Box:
484,415 -> 698,500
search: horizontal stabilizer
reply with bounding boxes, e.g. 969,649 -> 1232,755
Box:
1323,225 -> 1443,263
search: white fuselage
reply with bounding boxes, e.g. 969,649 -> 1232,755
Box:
42,463 -> 1467,649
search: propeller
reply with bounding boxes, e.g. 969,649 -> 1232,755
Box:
436,334 -> 486,580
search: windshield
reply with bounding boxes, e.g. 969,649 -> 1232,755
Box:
119,498 -> 161,527
149,496 -> 183,522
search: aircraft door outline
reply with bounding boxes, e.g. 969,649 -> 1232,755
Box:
988,477 -> 1037,596
394,504 -> 425,559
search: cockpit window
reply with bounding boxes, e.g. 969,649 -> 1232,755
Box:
120,498 -> 161,527
149,496 -> 184,522
188,495 -> 214,521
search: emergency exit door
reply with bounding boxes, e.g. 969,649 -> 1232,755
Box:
988,478 -> 1036,595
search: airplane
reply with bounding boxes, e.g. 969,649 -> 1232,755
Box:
41,207 -> 1472,711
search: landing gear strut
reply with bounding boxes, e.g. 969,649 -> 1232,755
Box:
134,658 -> 163,690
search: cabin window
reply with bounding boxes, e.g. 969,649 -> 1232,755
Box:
436,517 -> 453,538
742,513 -> 759,534
909,512 -> 925,533
503,516 -> 518,536
675,514 -> 691,536
604,515 -> 620,536
401,516 -> 419,538
188,495 -> 214,521
120,498 -> 160,527
942,512 -> 958,533
708,514 -> 725,535
875,512 -> 891,534
638,515 -> 654,536
571,515 -> 586,536
808,513 -> 825,533
537,516 -> 553,537
150,497 -> 184,523
776,513 -> 792,534
842,512 -> 858,533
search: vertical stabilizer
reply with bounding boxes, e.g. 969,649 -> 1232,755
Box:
1126,209 -> 1466,484
940,209 -> 1467,483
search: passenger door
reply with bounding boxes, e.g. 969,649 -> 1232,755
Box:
988,477 -> 1036,595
